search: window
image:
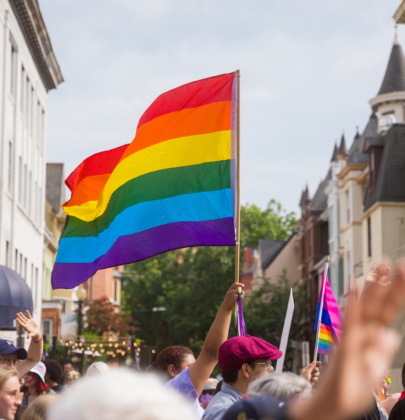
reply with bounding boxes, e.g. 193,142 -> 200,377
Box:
40,110 -> 45,150
5,241 -> 10,267
34,268 -> 38,309
25,77 -> 29,122
347,253 -> 351,290
33,181 -> 38,223
18,157 -> 22,202
88,277 -> 93,302
8,142 -> 12,193
24,258 -> 27,280
14,249 -> 18,270
20,67 -> 25,113
367,217 -> 372,257
30,87 -> 34,130
42,319 -> 52,337
28,171 -> 32,215
38,187 -> 42,225
346,190 -> 350,224
61,301 -> 67,314
19,253 -> 22,275
23,164 -> 27,207
114,280 -> 118,302
10,45 -> 17,97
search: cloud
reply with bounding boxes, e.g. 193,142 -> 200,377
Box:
40,0 -> 401,212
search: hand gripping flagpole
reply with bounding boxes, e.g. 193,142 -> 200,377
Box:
313,255 -> 329,362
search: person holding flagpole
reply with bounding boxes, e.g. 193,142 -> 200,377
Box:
158,282 -> 245,417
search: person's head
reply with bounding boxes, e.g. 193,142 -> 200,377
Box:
0,367 -> 22,420
155,346 -> 195,379
200,378 -> 218,408
21,394 -> 60,420
218,336 -> 282,389
22,362 -> 48,395
222,396 -> 283,420
247,372 -> 312,402
86,362 -> 110,377
63,363 -> 73,374
0,340 -> 27,369
43,360 -> 63,386
47,369 -> 197,420
65,370 -> 81,386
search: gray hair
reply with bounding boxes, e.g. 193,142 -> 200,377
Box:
247,372 -> 311,402
47,368 -> 197,420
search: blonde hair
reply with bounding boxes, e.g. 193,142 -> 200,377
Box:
65,370 -> 81,386
21,394 -> 60,420
0,367 -> 18,391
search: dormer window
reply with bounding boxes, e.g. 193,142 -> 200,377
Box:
378,113 -> 396,132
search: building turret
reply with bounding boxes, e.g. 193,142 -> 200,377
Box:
369,29 -> 405,132
337,133 -> 348,160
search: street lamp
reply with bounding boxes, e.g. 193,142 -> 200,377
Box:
76,284 -> 87,337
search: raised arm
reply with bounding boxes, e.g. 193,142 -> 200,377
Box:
189,282 -> 244,395
289,262 -> 405,420
15,311 -> 43,378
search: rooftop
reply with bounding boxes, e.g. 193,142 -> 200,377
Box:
377,30 -> 405,96
347,112 -> 378,164
10,0 -> 63,91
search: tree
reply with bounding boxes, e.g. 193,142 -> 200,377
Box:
243,272 -> 308,370
121,199 -> 297,355
85,298 -> 134,337
241,200 -> 297,248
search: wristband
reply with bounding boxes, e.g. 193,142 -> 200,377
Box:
31,336 -> 43,344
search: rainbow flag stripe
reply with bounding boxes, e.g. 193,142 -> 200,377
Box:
318,323 -> 334,354
52,73 -> 238,289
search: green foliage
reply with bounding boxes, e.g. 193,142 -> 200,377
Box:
244,273 -> 308,370
240,200 -> 297,248
121,200 -> 297,356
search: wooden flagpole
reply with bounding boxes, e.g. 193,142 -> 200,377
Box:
313,255 -> 329,362
234,70 -> 241,287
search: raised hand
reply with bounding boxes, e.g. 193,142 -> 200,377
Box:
290,262 -> 405,420
16,311 -> 42,340
221,282 -> 245,311
300,361 -> 321,385
362,262 -> 391,294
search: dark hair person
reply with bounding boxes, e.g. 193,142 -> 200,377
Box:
157,282 -> 244,418
43,360 -> 64,393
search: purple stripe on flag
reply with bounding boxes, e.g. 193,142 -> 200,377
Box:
52,217 -> 235,289
237,293 -> 246,336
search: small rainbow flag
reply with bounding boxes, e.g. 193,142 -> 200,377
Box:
314,267 -> 343,355
52,72 -> 238,289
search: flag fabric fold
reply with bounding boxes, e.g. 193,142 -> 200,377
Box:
314,271 -> 343,355
52,72 -> 238,289
235,293 -> 246,336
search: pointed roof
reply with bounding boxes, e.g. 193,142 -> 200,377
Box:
337,133 -> 348,156
330,142 -> 338,162
299,185 -> 310,206
378,30 -> 405,95
347,112 -> 378,164
308,169 -> 332,211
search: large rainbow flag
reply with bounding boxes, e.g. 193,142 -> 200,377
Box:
52,72 -> 238,289
314,270 -> 343,355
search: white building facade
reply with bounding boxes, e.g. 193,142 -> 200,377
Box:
0,0 -> 62,328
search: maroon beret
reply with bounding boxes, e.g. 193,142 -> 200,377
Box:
218,335 -> 282,371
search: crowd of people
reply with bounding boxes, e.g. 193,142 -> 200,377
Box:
0,261 -> 405,420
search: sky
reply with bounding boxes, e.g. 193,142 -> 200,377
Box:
40,0 -> 403,214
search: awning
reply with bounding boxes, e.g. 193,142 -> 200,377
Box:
0,266 -> 33,330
